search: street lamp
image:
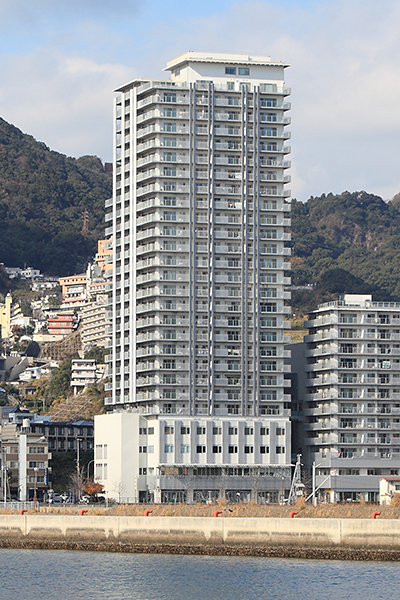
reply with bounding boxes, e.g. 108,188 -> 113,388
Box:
33,467 -> 39,510
87,459 -> 95,480
76,438 -> 82,478
76,438 -> 82,502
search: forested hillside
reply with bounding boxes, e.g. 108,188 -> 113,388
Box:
291,191 -> 400,313
0,118 -> 111,276
1,117 -> 400,315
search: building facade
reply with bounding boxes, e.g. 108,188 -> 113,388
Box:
1,421 -> 50,502
302,294 -> 400,502
80,294 -> 110,352
99,52 -> 292,503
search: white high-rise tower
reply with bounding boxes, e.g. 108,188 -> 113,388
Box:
98,52 -> 292,504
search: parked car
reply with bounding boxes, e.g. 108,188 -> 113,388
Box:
48,494 -> 63,505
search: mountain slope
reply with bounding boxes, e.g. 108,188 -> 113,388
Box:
0,118 -> 111,276
291,191 -> 400,312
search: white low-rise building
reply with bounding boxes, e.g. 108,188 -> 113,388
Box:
379,476 -> 400,505
95,411 -> 291,503
70,359 -> 99,395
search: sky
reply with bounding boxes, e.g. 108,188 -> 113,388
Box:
1,0 -> 400,202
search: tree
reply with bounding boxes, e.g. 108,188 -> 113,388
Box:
84,346 -> 107,363
83,479 -> 105,501
69,469 -> 85,503
112,481 -> 127,503
44,358 -> 72,404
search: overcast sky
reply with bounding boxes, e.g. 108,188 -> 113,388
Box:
1,0 -> 399,202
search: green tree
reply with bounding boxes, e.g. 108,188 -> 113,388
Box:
44,358 -> 73,404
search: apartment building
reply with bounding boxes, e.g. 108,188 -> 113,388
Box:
301,294 -> 400,502
80,294 -> 110,351
1,422 -> 50,502
98,51 -> 292,503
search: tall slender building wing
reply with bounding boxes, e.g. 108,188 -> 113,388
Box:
98,52 -> 292,504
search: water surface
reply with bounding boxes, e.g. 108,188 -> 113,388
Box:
1,549 -> 398,600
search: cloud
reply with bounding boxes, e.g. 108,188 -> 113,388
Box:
0,0 -> 142,22
169,0 -> 400,200
0,52 -> 135,160
2,0 -> 400,201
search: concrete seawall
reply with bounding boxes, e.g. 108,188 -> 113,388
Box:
2,515 -> 400,560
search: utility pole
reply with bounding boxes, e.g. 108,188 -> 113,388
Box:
76,438 -> 82,501
33,467 -> 38,510
312,461 -> 317,507
3,460 -> 6,506
1,446 -> 7,505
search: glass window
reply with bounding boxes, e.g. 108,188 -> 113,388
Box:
238,67 -> 250,76
162,122 -> 177,132
225,67 -> 236,75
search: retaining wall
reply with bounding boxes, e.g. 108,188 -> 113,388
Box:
1,515 -> 400,550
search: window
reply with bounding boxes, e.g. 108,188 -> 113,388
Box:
163,373 -> 176,384
162,329 -> 176,340
163,166 -> 176,177
260,446 -> 270,454
165,426 -> 174,434
162,344 -> 176,354
164,239 -> 177,250
163,107 -> 176,117
139,446 -> 147,453
163,122 -> 176,132
197,427 -> 206,435
197,445 -> 206,453
244,427 -> 254,435
238,67 -> 250,76
139,428 -> 147,435
148,445 -> 154,453
276,446 -> 285,454
213,445 -> 222,453
181,427 -> 190,435
276,427 -> 285,436
163,225 -> 176,236
260,83 -> 277,93
163,151 -> 176,162
162,284 -> 176,296
225,66 -> 236,75
139,468 -> 147,475
29,447 -> 45,454
162,196 -> 176,206
29,475 -> 44,483
181,445 -> 190,453
163,92 -> 176,103
165,445 -> 174,453
163,137 -> 176,147
228,427 -> 238,435
228,445 -> 238,453
213,427 -> 222,435
148,427 -> 155,435
163,359 -> 176,370
260,427 -> 269,436
244,446 -> 253,454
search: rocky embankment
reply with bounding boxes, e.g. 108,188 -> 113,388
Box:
1,537 -> 400,561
